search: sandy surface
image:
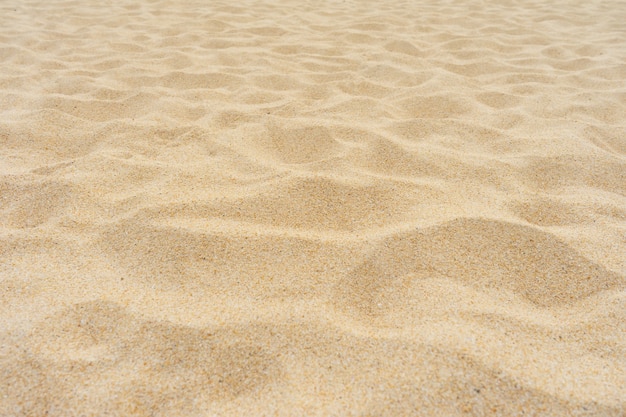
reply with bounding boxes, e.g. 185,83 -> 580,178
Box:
1,0 -> 626,415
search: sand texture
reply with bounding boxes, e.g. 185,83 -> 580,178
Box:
1,0 -> 626,415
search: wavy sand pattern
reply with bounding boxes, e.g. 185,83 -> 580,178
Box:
1,0 -> 625,415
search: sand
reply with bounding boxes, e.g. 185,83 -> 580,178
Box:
1,0 -> 625,415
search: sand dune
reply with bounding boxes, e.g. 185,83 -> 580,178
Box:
1,0 -> 625,415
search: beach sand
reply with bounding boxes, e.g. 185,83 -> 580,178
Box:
1,0 -> 625,415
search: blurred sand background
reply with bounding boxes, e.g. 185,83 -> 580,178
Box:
1,0 -> 625,415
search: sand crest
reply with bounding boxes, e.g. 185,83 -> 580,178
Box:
1,0 -> 625,415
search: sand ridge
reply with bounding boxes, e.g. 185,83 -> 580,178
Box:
1,0 -> 626,415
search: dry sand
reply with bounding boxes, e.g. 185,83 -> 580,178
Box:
1,0 -> 626,415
